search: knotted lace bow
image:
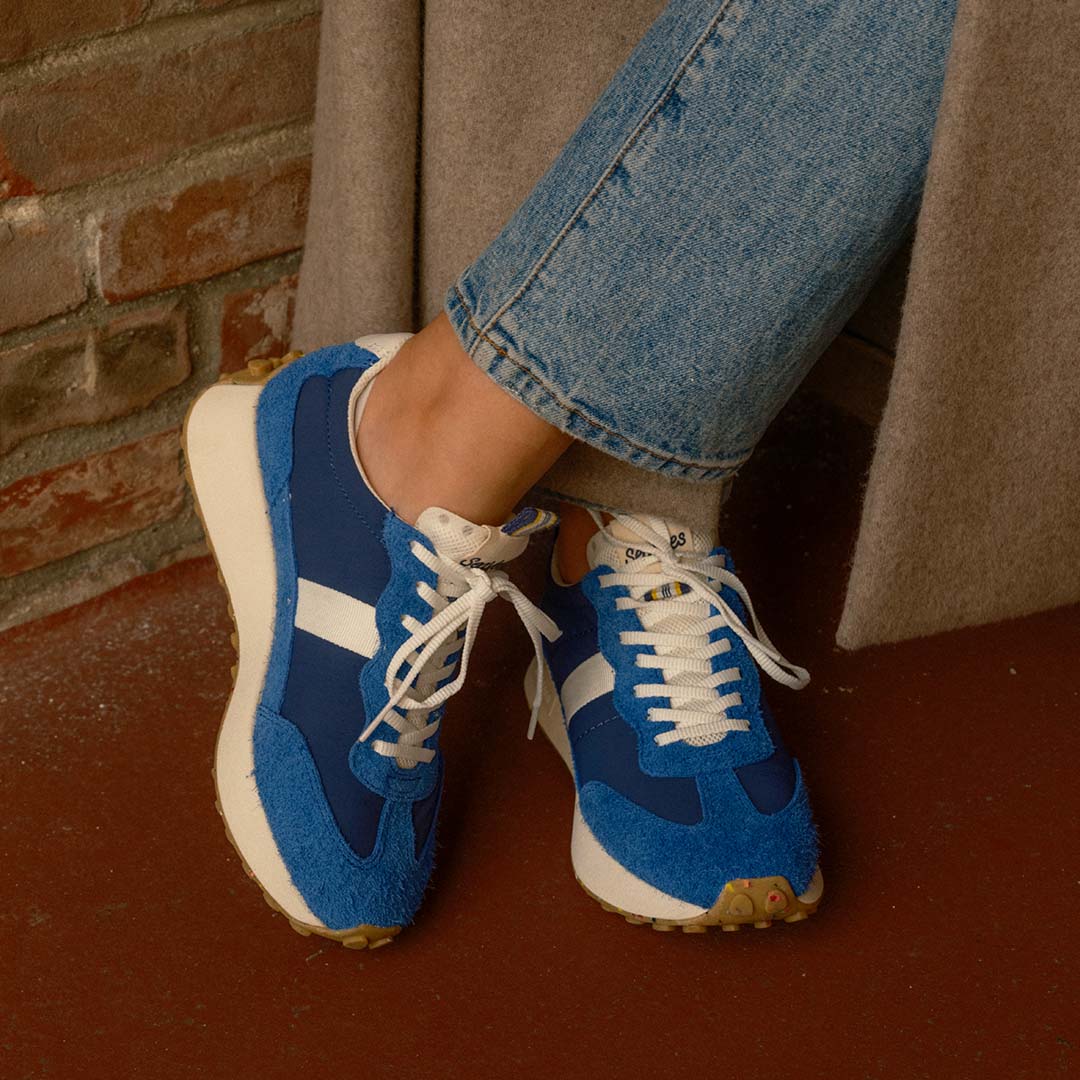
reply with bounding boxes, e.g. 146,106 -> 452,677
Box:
359,539 -> 560,764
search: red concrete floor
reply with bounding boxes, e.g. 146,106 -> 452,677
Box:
2,397 -> 1077,1079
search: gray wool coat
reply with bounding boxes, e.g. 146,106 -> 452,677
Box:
292,0 -> 1080,647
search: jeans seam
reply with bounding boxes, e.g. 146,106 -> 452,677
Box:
473,0 -> 739,342
452,284 -> 752,476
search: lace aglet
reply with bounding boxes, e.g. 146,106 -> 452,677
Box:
526,665 -> 545,740
534,608 -> 561,643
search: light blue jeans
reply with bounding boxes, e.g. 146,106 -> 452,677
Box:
445,0 -> 958,482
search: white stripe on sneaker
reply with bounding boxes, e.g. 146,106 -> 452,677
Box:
561,652 -> 615,724
294,578 -> 380,657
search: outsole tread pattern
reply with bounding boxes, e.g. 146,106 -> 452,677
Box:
577,871 -> 822,935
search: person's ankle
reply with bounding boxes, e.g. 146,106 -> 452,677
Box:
356,313 -> 573,526
554,503 -> 601,584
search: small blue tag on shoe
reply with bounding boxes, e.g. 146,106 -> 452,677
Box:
501,507 -> 559,537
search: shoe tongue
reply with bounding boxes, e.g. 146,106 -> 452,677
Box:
588,513 -> 717,573
414,506 -> 556,569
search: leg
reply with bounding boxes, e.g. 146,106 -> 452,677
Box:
446,0 -> 957,485
358,312 -> 571,525
363,0 -> 957,546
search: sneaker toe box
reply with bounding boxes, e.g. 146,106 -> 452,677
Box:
253,706 -> 436,930
579,761 -> 819,909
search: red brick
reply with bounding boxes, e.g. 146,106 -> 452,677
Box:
0,304 -> 191,453
97,157 -> 310,301
0,430 -> 183,577
0,0 -> 148,64
0,216 -> 86,332
220,273 -> 297,372
0,17 -> 318,196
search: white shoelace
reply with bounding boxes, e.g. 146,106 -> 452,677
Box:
358,539 -> 559,766
597,514 -> 809,748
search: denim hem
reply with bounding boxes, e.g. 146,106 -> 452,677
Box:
445,283 -> 750,483
440,0 -> 956,485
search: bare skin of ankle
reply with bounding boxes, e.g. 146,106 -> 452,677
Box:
357,312 -> 573,526
555,503 -> 603,584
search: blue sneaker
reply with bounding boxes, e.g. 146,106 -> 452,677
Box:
527,512 -> 823,933
184,335 -> 557,948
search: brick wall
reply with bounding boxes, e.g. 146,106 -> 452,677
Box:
0,0 -> 318,630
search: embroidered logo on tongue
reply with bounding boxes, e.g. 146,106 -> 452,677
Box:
590,514 -> 715,573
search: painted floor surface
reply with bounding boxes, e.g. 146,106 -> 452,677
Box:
2,400 -> 1077,1079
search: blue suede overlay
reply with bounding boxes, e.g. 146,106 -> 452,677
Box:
255,343 -> 374,504
245,344 -> 448,927
581,764 -> 819,905
253,706 -> 436,929
541,542 -> 818,903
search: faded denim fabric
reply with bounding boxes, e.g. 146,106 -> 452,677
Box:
445,0 -> 958,481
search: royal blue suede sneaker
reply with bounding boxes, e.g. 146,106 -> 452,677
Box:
184,334 -> 557,948
526,512 -> 823,933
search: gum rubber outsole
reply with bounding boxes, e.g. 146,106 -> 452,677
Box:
577,871 -> 822,934
182,352 -> 402,952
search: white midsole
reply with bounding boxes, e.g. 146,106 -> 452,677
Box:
185,381 -> 322,928
526,657 -> 824,919
527,658 -> 708,920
